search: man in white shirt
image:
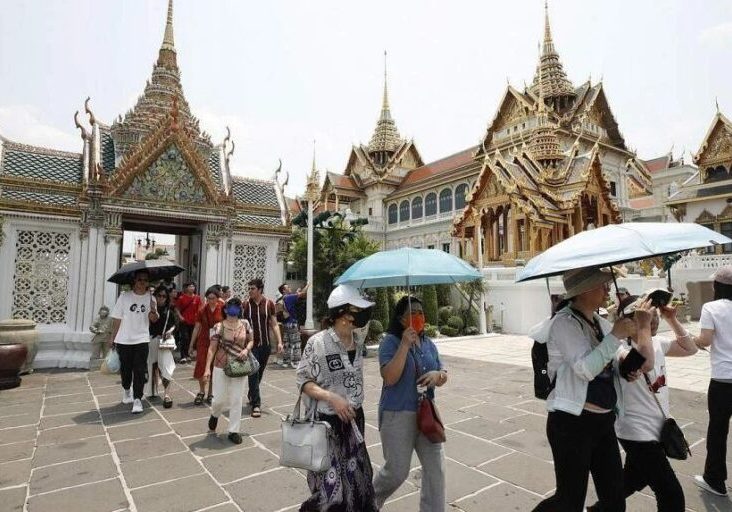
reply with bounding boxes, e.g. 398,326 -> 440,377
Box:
109,270 -> 159,414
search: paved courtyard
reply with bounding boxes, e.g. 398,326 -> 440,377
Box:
1,334 -> 731,512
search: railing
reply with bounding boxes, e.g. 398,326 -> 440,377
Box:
676,253 -> 732,270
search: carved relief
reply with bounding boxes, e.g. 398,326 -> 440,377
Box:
123,145 -> 206,203
232,244 -> 267,297
696,209 -> 715,224
699,125 -> 732,167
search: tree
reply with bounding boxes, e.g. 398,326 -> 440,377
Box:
458,278 -> 485,329
288,216 -> 380,321
436,284 -> 452,308
372,287 -> 390,329
422,285 -> 439,326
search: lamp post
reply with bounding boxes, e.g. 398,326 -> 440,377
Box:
303,167 -> 320,331
475,211 -> 488,334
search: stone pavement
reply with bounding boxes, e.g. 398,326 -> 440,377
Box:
0,339 -> 730,512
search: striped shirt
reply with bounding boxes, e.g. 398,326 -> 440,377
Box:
244,297 -> 276,347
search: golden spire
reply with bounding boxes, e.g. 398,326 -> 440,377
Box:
530,0 -> 575,105
368,51 -> 402,157
161,0 -> 175,52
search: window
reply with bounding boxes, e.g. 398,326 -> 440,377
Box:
610,181 -> 617,196
439,188 -> 452,213
442,242 -> 451,253
399,200 -> 410,222
722,222 -> 732,253
455,184 -> 468,210
425,193 -> 437,216
427,244 -> 435,250
412,197 -> 423,219
368,207 -> 373,216
388,204 -> 398,225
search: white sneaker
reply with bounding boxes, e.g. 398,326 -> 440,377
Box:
122,388 -> 133,404
694,475 -> 728,496
131,399 -> 143,414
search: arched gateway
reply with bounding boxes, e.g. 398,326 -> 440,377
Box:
0,1 -> 290,368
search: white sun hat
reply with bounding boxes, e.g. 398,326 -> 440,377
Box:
327,284 -> 375,309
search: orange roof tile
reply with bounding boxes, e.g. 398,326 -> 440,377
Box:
398,146 -> 478,188
327,172 -> 360,191
642,155 -> 670,174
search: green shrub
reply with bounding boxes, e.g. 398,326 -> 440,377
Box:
460,307 -> 478,328
465,326 -> 479,335
424,324 -> 438,338
440,325 -> 458,337
373,288 -> 389,328
367,320 -> 384,342
438,306 -> 453,325
387,286 -> 396,320
436,284 -> 452,307
422,285 -> 439,325
447,315 -> 465,331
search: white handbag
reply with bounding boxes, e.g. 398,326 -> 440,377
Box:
280,393 -> 332,472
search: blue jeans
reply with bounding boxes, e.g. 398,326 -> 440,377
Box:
247,343 -> 271,408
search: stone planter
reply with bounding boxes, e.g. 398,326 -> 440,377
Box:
0,319 -> 38,375
0,342 -> 28,389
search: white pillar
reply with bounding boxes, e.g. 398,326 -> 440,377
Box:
103,236 -> 121,310
304,199 -> 315,330
476,214 -> 488,335
203,242 -> 220,293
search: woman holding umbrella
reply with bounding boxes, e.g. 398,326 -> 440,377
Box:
532,267 -> 636,512
373,295 -> 448,511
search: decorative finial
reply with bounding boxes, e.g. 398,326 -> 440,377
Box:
382,50 -> 390,112
542,0 -> 555,56
162,0 -> 175,52
716,96 -> 720,113
311,139 -> 317,174
74,111 -> 89,141
84,97 -> 96,126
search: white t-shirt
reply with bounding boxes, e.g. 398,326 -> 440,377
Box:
699,299 -> 732,380
112,290 -> 154,345
614,336 -> 673,442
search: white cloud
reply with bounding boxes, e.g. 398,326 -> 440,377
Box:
700,22 -> 732,46
0,104 -> 80,152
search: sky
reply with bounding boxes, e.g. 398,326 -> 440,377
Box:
1,0 -> 731,209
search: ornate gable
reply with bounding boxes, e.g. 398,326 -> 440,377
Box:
694,113 -> 732,168
478,88 -> 533,155
122,144 -> 206,203
575,85 -> 626,149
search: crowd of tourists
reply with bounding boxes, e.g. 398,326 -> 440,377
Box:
97,263 -> 732,511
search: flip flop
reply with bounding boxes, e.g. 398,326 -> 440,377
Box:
194,392 -> 204,406
251,406 -> 261,418
205,395 -> 213,405
163,396 -> 173,409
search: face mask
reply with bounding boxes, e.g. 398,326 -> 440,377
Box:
224,306 -> 241,318
352,308 -> 372,328
409,312 -> 426,334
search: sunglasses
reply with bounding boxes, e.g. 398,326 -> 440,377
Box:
156,293 -> 168,298
206,295 -> 218,300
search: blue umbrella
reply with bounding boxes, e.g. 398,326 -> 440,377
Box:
516,222 -> 732,283
335,247 -> 482,288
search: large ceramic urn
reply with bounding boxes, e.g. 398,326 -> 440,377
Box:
0,319 -> 38,376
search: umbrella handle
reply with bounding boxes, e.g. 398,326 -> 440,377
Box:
610,267 -> 619,297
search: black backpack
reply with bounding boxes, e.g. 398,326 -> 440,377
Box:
532,341 -> 554,400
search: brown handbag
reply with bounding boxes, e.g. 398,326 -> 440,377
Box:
417,392 -> 446,443
413,348 -> 446,443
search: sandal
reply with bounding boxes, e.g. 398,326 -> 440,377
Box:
163,396 -> 173,409
194,392 -> 204,406
251,406 -> 261,418
205,395 -> 213,405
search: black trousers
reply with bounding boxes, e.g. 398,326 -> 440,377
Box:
117,343 -> 149,400
704,379 -> 732,489
247,343 -> 271,408
587,438 -> 684,512
178,323 -> 193,359
533,410 -> 625,512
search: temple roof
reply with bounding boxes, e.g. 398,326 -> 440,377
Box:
231,176 -> 280,208
1,141 -> 83,185
389,146 -> 477,195
529,1 -> 575,101
367,53 -> 403,154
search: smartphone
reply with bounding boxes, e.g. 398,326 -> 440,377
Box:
647,288 -> 672,308
619,348 -> 646,380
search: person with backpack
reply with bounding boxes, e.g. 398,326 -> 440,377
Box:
531,267 -> 635,512
586,293 -> 697,511
276,282 -> 309,368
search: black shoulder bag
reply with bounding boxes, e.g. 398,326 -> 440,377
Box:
642,373 -> 691,460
